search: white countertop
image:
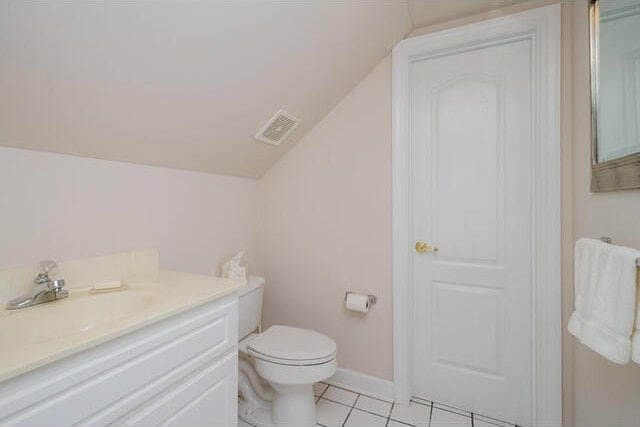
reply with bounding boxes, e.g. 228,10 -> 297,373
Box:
0,270 -> 243,383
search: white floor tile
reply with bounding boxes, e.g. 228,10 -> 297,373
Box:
411,396 -> 432,406
473,414 -> 513,427
430,407 -> 471,427
239,383 -> 514,427
390,401 -> 430,427
322,386 -> 358,406
474,420 -> 502,427
433,402 -> 470,418
316,398 -> 351,426
344,409 -> 387,427
354,394 -> 392,417
313,382 -> 329,397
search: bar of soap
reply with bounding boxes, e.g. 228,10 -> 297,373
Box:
93,281 -> 123,292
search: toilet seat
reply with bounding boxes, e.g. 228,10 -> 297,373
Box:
247,325 -> 337,366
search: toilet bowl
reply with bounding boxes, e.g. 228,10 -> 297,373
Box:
237,277 -> 337,427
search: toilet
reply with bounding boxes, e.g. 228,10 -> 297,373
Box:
237,277 -> 337,427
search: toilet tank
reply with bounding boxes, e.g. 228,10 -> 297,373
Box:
238,276 -> 265,340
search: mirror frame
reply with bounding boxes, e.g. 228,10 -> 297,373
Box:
589,0 -> 640,192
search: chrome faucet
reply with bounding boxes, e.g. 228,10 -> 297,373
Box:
6,260 -> 68,310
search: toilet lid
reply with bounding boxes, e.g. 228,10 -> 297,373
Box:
247,325 -> 336,365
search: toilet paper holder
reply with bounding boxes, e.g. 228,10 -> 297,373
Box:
344,291 -> 377,305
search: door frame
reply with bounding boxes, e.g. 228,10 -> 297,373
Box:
391,4 -> 561,426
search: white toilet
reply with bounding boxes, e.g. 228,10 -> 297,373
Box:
237,277 -> 337,427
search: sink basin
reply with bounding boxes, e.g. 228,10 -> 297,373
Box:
0,289 -> 153,347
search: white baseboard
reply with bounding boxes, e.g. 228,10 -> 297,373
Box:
326,368 -> 394,402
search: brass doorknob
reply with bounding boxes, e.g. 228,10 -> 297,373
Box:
415,241 -> 438,253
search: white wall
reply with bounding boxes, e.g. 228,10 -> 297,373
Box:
0,147 -> 257,275
3,2 -> 640,424
571,2 -> 640,426
256,56 -> 394,380
256,2 -> 640,425
254,0 -> 563,390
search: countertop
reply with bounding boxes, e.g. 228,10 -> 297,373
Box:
0,270 -> 243,383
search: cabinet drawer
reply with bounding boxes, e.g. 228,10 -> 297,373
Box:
119,350 -> 238,427
0,296 -> 238,427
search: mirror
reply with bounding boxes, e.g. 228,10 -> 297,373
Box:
590,0 -> 640,191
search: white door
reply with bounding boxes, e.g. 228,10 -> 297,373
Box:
410,38 -> 533,424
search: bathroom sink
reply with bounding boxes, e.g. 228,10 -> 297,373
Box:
0,290 -> 153,347
0,270 -> 242,383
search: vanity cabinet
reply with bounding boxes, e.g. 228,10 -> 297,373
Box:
0,295 -> 238,427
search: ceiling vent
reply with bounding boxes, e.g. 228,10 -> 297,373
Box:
255,110 -> 301,146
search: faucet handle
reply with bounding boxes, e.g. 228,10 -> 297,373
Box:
39,260 -> 58,274
34,260 -> 58,285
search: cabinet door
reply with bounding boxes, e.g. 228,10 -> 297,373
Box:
0,297 -> 238,427
119,350 -> 237,427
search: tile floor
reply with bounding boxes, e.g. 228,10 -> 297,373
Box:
239,382 -> 519,427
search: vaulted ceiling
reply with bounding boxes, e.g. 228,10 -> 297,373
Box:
0,1 -> 531,178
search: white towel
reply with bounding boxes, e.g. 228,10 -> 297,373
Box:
631,267 -> 640,364
568,238 -> 640,364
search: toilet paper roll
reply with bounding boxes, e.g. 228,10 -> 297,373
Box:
345,293 -> 370,313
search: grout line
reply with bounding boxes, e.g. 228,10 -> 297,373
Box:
245,384 -> 512,427
341,392 -> 360,427
474,413 -> 516,427
326,383 -> 359,393
388,417 -> 417,427
432,401 -> 469,414
326,382 -> 392,403
353,406 -> 393,420
352,393 -> 393,419
426,397 -> 511,426
357,391 -> 394,403
410,398 -> 431,407
318,383 -> 330,399
386,402 -> 395,427
320,385 -> 361,408
432,404 -> 472,419
388,400 -> 434,427
321,396 -> 356,408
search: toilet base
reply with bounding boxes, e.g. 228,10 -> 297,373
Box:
238,398 -> 274,427
271,382 -> 316,426
238,383 -> 316,427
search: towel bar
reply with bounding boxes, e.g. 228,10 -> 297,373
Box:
600,237 -> 640,267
